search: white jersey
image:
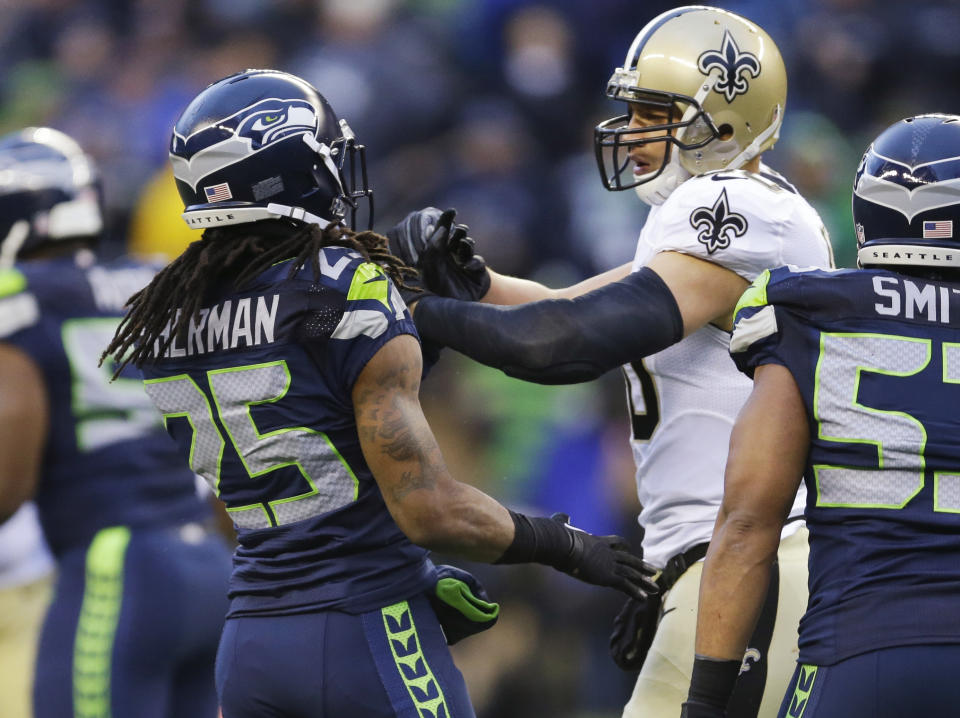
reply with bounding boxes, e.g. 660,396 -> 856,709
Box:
627,167 -> 833,567
0,502 -> 53,589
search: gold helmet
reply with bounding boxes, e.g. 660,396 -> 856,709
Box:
594,6 -> 787,205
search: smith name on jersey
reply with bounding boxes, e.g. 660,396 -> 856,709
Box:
141,246 -> 435,617
625,167 -> 833,568
731,266 -> 960,665
0,255 -> 209,555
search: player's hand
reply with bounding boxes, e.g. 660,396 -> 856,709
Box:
680,700 -> 726,718
609,592 -> 660,670
387,206 -> 444,267
386,207 -> 490,302
550,513 -> 659,600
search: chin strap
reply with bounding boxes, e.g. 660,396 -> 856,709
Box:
634,157 -> 692,206
725,103 -> 782,171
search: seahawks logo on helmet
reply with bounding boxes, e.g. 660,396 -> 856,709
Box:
697,30 -> 761,103
690,188 -> 748,254
854,148 -> 960,223
170,98 -> 319,191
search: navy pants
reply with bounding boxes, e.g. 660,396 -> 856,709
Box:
34,524 -> 232,718
778,644 -> 960,718
216,594 -> 475,718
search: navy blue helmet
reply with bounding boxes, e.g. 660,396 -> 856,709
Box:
0,127 -> 103,267
170,69 -> 372,232
854,114 -> 960,270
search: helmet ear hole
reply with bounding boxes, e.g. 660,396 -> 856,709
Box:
718,124 -> 734,140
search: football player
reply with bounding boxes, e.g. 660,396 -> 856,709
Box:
101,69 -> 657,718
0,127 -> 233,718
388,6 -> 834,717
686,113 -> 960,717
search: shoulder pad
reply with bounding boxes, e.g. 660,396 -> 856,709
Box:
314,247 -> 365,291
300,251 -> 407,342
730,268 -> 777,355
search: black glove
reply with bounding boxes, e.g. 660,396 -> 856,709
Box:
386,207 -> 490,302
609,591 -> 662,671
680,700 -> 726,718
550,513 -> 659,601
387,206 -> 444,267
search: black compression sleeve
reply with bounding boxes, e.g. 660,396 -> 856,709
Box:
687,655 -> 741,710
494,511 -> 575,569
413,266 -> 683,385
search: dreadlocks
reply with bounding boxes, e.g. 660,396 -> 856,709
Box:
101,219 -> 417,377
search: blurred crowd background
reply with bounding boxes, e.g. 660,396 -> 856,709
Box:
3,0 -> 958,715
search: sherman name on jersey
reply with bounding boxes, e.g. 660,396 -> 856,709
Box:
625,167 -> 833,567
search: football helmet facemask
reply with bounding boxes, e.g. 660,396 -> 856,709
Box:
170,69 -> 372,232
595,6 -> 786,205
0,127 -> 103,268
854,114 -> 960,271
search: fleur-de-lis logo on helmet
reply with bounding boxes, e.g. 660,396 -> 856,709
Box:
689,188 -> 749,254
697,30 -> 762,103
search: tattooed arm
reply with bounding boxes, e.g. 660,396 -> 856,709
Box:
353,334 -> 658,600
352,334 -> 514,561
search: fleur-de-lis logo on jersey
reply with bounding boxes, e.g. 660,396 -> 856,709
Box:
697,30 -> 761,103
740,648 -> 762,674
689,188 -> 749,254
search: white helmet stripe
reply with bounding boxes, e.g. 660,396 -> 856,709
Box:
171,135 -> 259,192
855,174 -> 960,223
868,150 -> 960,172
624,6 -> 704,69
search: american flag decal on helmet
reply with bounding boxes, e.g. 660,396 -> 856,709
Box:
923,220 -> 953,238
204,182 -> 232,202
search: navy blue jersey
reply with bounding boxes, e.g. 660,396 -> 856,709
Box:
0,254 -> 208,556
140,246 -> 434,616
731,266 -> 960,665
